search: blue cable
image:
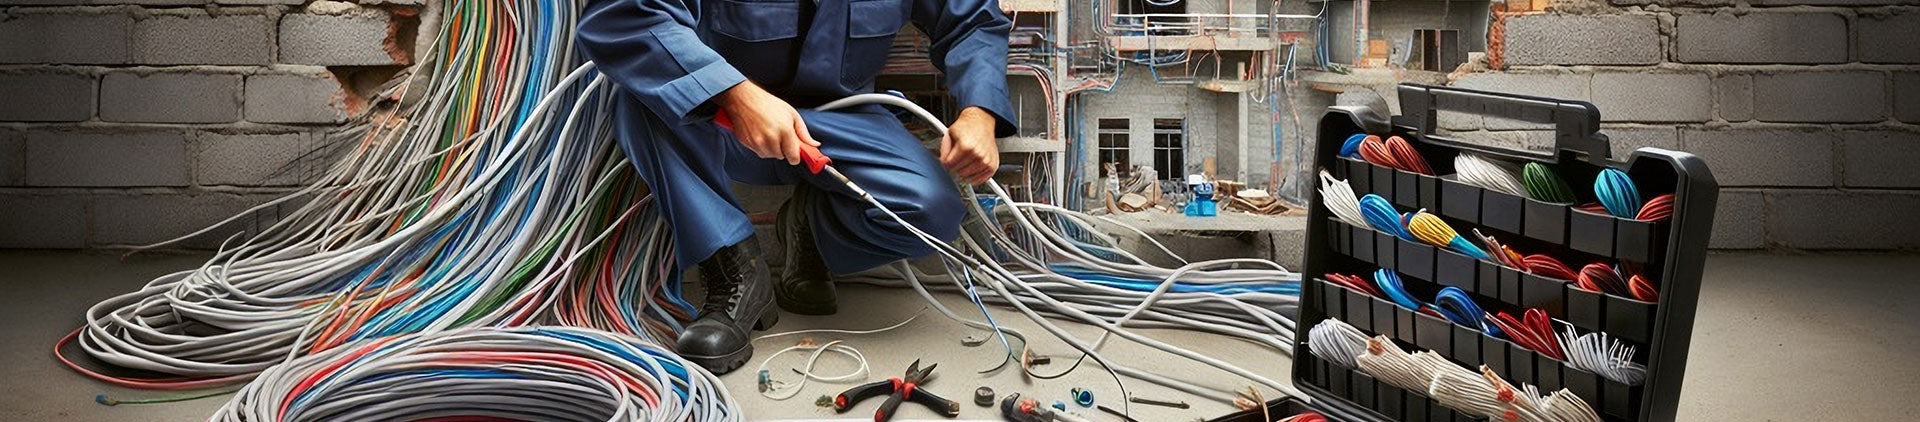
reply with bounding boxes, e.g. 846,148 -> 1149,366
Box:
1595,168 -> 1641,218
1432,287 -> 1501,337
1373,269 -> 1423,312
1340,133 -> 1366,158
1358,194 -> 1407,239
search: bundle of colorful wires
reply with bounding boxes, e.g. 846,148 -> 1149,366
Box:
1358,194 -> 1409,239
1485,309 -> 1565,361
1406,212 -> 1492,260
1307,319 -> 1602,422
62,0 -> 694,388
1521,163 -> 1577,204
1356,135 -> 1435,175
206,326 -> 741,422
1593,169 -> 1642,218
1453,153 -> 1526,197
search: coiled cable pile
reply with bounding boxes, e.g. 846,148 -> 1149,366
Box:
1308,319 -> 1601,422
207,326 -> 740,422
63,0 -> 693,390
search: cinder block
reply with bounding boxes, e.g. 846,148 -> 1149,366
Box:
1858,13 -> 1920,64
1449,73 -> 1591,131
1841,131 -> 1920,188
193,132 -> 320,186
1591,73 -> 1712,123
278,12 -> 411,66
0,70 -> 94,122
100,71 -> 243,124
132,10 -> 274,65
1709,189 -> 1765,249
1676,12 -> 1847,64
1682,129 -> 1836,187
1713,74 -> 1752,122
1752,72 -> 1888,123
0,10 -> 130,64
0,129 -> 23,185
22,130 -> 189,187
1771,191 -> 1920,249
245,71 -> 349,124
1898,73 -> 1920,124
0,194 -> 88,248
90,192 -> 293,248
1504,14 -> 1661,66
1600,125 -> 1680,160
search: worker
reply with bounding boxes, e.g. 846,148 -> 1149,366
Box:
576,0 -> 1016,373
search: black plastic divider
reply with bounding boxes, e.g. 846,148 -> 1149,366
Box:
1324,217 -> 1660,345
1439,178 -> 1481,229
1277,84 -> 1716,422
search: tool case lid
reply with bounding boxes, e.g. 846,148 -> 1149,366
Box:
1256,84 -> 1718,422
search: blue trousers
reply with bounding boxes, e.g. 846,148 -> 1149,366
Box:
612,95 -> 963,274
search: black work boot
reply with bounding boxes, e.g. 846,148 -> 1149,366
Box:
774,185 -> 838,315
676,238 -> 779,374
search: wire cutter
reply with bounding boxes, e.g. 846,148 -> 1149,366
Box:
832,359 -> 961,421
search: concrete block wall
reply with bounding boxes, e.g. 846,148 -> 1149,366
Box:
0,0 -> 421,249
1448,3 -> 1920,250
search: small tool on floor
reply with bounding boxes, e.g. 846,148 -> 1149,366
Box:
833,359 -> 960,421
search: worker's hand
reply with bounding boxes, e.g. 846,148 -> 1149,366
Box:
940,107 -> 999,184
715,81 -> 819,166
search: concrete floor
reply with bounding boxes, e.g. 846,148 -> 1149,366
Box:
3,251 -> 1918,421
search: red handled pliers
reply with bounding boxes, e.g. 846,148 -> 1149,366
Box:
833,359 -> 961,421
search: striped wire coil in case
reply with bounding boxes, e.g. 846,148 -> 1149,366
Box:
1270,84 -> 1719,422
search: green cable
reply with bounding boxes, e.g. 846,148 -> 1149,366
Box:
1522,162 -> 1576,204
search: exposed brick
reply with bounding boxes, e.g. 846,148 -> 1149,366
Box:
1676,12 -> 1848,64
1682,129 -> 1836,187
1600,126 -> 1680,160
1449,73 -> 1591,131
0,10 -> 130,64
1709,189 -> 1765,249
22,131 -> 189,187
1752,72 -> 1888,124
1590,73 -> 1712,123
0,70 -> 94,122
0,194 -> 88,248
1858,13 -> 1920,64
1504,14 -> 1661,66
194,132 -> 321,186
245,70 -> 348,123
132,10 -> 274,65
278,12 -> 411,66
91,192 -> 289,248
1771,191 -> 1920,249
1841,131 -> 1920,188
99,71 -> 242,123
1897,73 -> 1920,124
1713,74 -> 1752,122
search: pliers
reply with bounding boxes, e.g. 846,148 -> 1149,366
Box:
832,359 -> 961,421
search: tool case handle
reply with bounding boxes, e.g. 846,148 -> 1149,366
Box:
1393,84 -> 1611,166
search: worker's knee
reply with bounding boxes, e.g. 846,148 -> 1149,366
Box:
878,177 -> 964,239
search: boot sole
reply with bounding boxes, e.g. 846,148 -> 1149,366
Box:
681,309 -> 780,375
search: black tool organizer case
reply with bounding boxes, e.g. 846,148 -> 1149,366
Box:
1212,84 -> 1717,422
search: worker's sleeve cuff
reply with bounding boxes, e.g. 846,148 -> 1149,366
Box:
655,56 -> 748,125
957,90 -> 1018,138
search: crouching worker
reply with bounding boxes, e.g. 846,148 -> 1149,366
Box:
576,0 -> 1017,373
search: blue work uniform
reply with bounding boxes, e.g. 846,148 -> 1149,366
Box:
576,0 -> 1017,274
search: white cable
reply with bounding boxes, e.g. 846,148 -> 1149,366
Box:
756,340 -> 870,401
1317,169 -> 1367,228
1454,153 -> 1526,197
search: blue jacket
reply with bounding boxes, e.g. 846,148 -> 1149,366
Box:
578,0 -> 1018,136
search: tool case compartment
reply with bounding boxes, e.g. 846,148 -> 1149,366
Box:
1220,84 -> 1716,422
